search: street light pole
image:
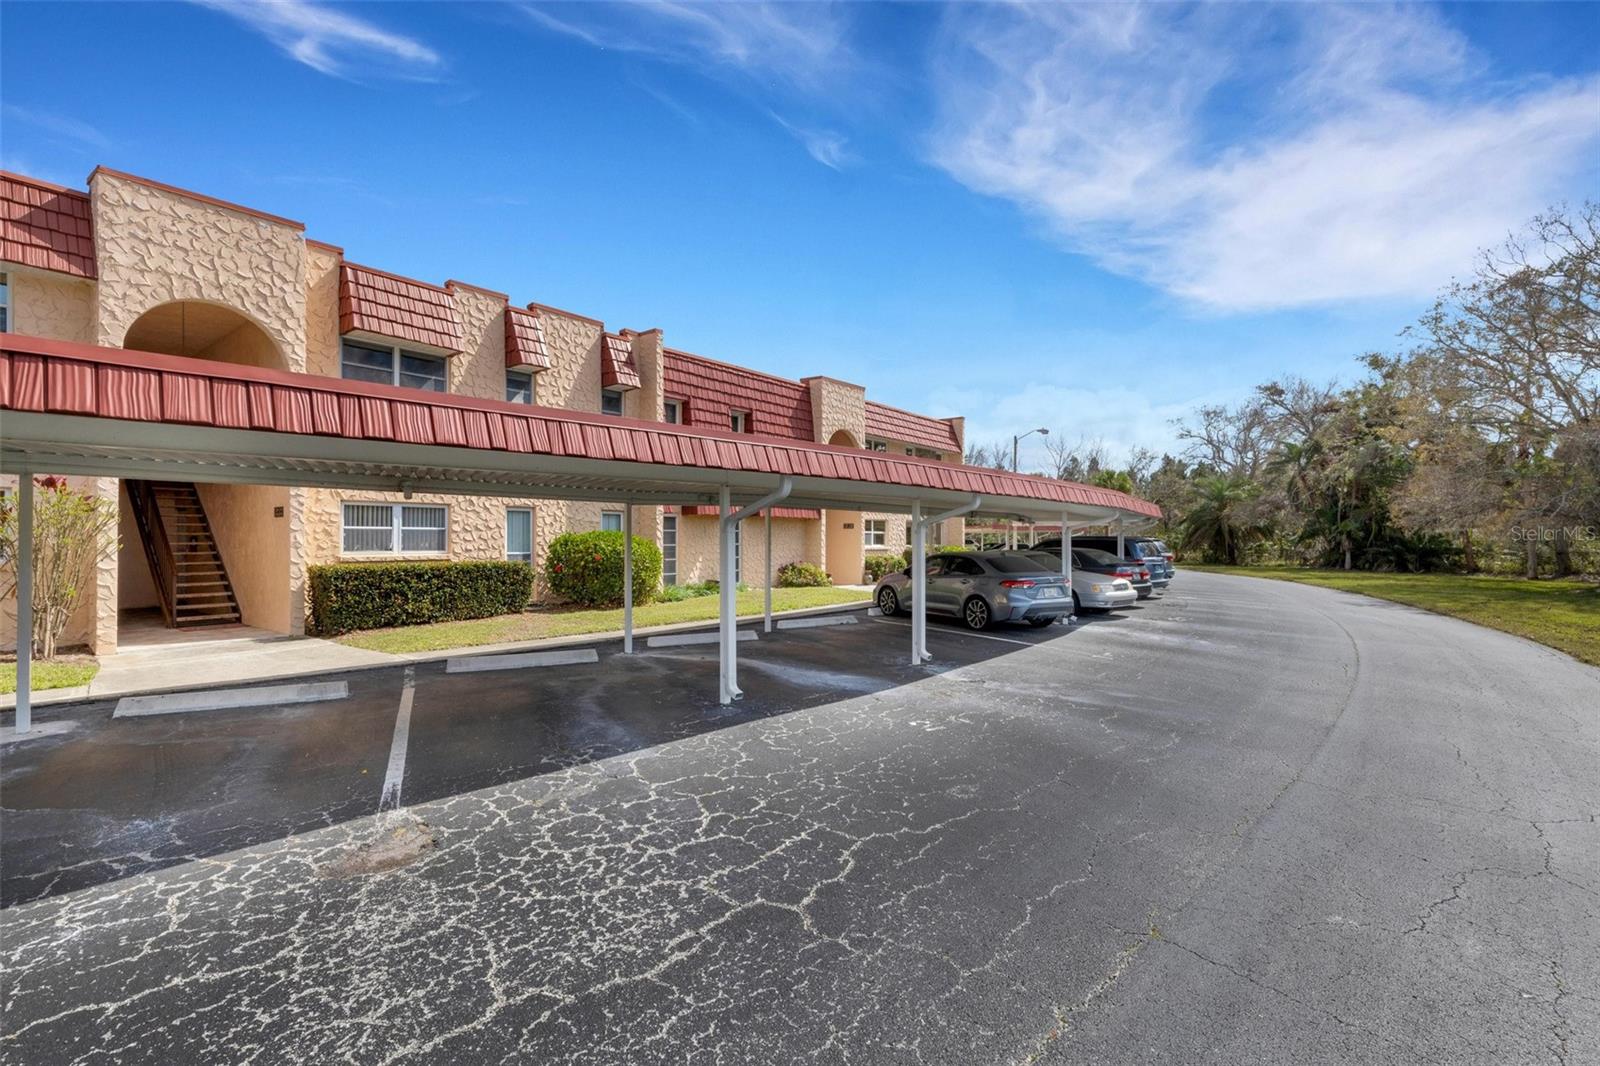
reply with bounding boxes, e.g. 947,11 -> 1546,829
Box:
1012,427 -> 1050,472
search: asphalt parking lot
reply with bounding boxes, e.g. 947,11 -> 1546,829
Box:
3,572 -> 1597,1065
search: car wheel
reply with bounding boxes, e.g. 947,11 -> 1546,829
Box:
877,586 -> 901,616
1071,591 -> 1082,613
962,596 -> 992,630
1028,616 -> 1054,628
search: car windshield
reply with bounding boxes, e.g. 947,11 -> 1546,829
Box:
1075,547 -> 1123,566
988,554 -> 1054,574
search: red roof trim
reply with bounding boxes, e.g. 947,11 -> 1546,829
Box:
527,300 -> 604,328
88,166 -> 305,231
446,279 -> 510,301
0,334 -> 1161,519
305,238 -> 345,255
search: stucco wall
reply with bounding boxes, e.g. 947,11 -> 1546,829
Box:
90,171 -> 307,370
117,490 -> 159,611
672,514 -> 814,587
804,376 -> 867,448
197,483 -> 294,632
8,269 -> 94,342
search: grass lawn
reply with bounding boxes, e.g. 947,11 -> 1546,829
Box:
0,656 -> 100,695
1188,565 -> 1600,666
335,586 -> 871,655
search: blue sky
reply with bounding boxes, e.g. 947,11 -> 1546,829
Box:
3,2 -> 1596,471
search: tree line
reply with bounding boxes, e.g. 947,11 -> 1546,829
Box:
966,204 -> 1599,578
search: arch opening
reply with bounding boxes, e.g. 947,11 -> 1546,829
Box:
123,301 -> 285,371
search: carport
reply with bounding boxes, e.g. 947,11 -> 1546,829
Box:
1,333 -> 1160,730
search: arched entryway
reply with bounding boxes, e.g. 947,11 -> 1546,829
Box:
116,302 -> 299,641
823,430 -> 865,584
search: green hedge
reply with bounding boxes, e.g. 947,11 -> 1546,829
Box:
863,554 -> 902,582
308,560 -> 534,635
545,531 -> 662,607
898,544 -> 968,565
777,561 -> 831,587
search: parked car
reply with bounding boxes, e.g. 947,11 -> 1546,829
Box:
874,551 -> 1072,630
1030,536 -> 1159,598
1023,548 -> 1139,612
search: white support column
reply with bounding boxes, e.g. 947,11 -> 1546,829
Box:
763,508 -> 773,634
718,486 -> 737,704
910,495 -> 983,664
1062,512 -> 1075,625
14,473 -> 34,734
911,501 -> 926,666
1116,517 -> 1125,559
622,503 -> 634,654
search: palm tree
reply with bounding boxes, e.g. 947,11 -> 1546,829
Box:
1180,475 -> 1262,565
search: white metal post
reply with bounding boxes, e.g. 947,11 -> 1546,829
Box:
1062,512 -> 1075,625
14,473 -> 34,734
718,486 -> 737,704
911,501 -> 926,665
622,503 -> 634,654
1116,517 -> 1125,559
764,508 -> 773,634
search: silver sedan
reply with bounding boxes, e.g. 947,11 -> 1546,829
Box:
873,551 -> 1072,630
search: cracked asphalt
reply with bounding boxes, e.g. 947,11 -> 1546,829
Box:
2,571 -> 1596,1065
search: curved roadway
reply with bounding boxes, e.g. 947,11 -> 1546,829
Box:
3,571 -> 1596,1064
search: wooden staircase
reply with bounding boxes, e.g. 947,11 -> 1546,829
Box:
125,480 -> 242,628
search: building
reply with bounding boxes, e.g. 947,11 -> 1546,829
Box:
0,166 -> 967,655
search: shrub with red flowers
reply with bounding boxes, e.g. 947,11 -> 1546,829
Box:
544,530 -> 662,607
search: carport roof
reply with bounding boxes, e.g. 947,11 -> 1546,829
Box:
0,333 -> 1159,525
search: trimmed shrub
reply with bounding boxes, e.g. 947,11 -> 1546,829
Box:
777,561 -> 831,587
863,554 -> 902,582
898,544 -> 969,566
545,531 -> 662,607
658,581 -> 719,602
308,560 -> 534,635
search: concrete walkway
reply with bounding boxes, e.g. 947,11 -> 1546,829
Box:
2,599 -> 872,710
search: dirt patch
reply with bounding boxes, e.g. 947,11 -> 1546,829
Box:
319,816 -> 437,879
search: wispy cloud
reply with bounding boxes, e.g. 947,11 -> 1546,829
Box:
2,105 -> 111,150
929,4 -> 1600,311
518,1 -> 857,166
192,0 -> 441,80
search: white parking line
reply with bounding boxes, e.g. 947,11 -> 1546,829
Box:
446,648 -> 599,673
379,666 -> 415,814
113,681 -> 348,718
867,617 -> 1039,647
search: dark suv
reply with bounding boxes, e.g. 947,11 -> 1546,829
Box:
1031,535 -> 1170,598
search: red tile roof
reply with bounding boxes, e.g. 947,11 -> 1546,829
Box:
0,333 -> 1163,520
339,263 -> 464,353
504,306 -> 551,371
0,172 -> 96,279
601,333 -> 641,390
664,348 -> 814,441
866,400 -> 960,454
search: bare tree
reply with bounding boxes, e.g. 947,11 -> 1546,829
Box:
1175,397 -> 1273,480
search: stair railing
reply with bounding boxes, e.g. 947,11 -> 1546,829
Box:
125,481 -> 177,626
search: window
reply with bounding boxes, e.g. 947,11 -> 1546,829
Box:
865,438 -> 888,453
506,371 -> 535,405
946,556 -> 984,577
905,446 -> 941,459
863,519 -> 887,547
0,272 -> 9,333
663,399 -> 682,424
730,410 -> 748,433
661,515 -> 678,585
600,511 -> 623,532
506,508 -> 533,563
601,388 -> 625,416
341,339 -> 446,392
342,503 -> 447,554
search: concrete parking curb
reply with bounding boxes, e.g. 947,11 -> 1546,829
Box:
1,599 -> 872,711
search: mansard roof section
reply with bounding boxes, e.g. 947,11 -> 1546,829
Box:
0,172 -> 96,279
866,400 -> 961,454
504,306 -> 552,371
339,262 -> 465,354
663,348 -> 814,442
601,332 -> 641,390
